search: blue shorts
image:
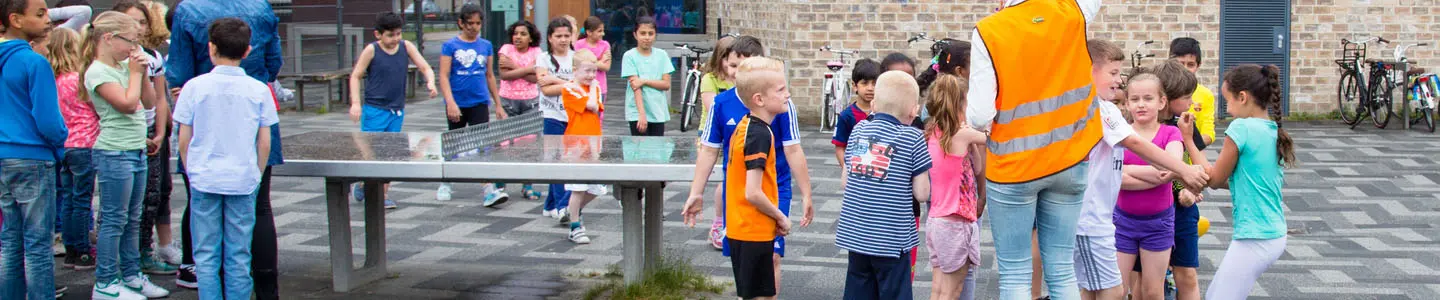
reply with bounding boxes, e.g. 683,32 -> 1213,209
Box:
722,184 -> 792,257
361,105 -> 404,132
1171,201 -> 1201,268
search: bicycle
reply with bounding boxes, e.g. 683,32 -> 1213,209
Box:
819,45 -> 856,131
1351,38 -> 1414,129
1335,35 -> 1382,125
1118,40 -> 1157,90
908,32 -> 943,54
674,42 -> 713,133
1396,42 -> 1435,132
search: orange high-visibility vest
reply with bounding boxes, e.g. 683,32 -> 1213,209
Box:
976,0 -> 1102,184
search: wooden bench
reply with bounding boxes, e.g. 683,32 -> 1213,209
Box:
279,68 -> 351,113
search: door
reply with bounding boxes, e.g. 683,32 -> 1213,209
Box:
1219,0 -> 1291,116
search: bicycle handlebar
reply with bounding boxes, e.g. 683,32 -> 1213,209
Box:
820,45 -> 857,55
673,43 -> 712,54
1396,42 -> 1429,60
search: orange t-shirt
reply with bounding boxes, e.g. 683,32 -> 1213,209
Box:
724,115 -> 779,242
563,83 -> 603,136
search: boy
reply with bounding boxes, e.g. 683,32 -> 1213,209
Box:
837,71 -> 929,300
881,52 -> 917,76
0,0 -> 68,298
683,36 -> 814,294
1170,37 -> 1216,146
172,18 -> 279,300
347,12 -> 437,208
437,4 -> 507,207
722,56 -> 792,300
831,58 -> 881,163
559,51 -> 605,244
1150,51 -> 1209,300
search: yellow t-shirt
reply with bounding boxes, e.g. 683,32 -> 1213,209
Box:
1189,84 -> 1217,142
697,73 -> 734,134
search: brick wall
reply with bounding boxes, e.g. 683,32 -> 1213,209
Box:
707,0 -> 1439,124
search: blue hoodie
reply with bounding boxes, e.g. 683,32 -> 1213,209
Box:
0,39 -> 68,161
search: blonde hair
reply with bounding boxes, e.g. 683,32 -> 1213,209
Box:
924,74 -> 968,155
79,11 -> 141,102
873,71 -> 919,116
735,57 -> 785,106
141,1 -> 170,49
573,49 -> 598,65
46,28 -> 86,75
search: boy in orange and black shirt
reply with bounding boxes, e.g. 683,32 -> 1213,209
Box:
720,57 -> 791,300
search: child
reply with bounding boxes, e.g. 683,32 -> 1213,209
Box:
559,51 -> 604,244
1114,73 -> 1184,300
112,0 -> 181,274
830,58 -> 881,163
495,19 -> 543,201
1180,64 -> 1293,300
82,10 -> 170,300
574,16 -> 612,99
917,39 -> 971,92
172,17 -> 279,300
837,71 -> 929,299
881,52 -> 917,76
346,12 -> 439,209
0,0 -> 68,298
922,73 -> 988,300
1076,39 -> 1208,300
437,4 -> 507,207
1170,37 -> 1216,146
700,35 -> 765,250
47,27 -> 100,271
535,16 -> 576,219
621,16 -> 674,136
1142,59 -> 1203,300
724,56 -> 792,300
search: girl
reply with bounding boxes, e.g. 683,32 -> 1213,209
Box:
697,34 -> 734,250
916,38 -> 971,92
47,27 -> 100,271
437,4 -> 505,207
1180,64 -> 1294,300
922,74 -> 988,300
621,16 -> 674,136
496,20 -> 544,201
112,0 -> 181,275
1114,73 -> 1184,300
82,11 -> 171,299
536,17 -> 577,222
574,16 -> 612,98
559,51 -> 604,244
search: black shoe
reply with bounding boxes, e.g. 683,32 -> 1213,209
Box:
55,286 -> 68,298
63,246 -> 78,268
176,264 -> 198,289
71,253 -> 96,270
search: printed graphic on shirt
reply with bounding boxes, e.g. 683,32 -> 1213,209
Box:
454,49 -> 485,75
847,136 -> 896,181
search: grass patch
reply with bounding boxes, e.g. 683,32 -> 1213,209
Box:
1222,110 -> 1343,123
582,254 -> 727,300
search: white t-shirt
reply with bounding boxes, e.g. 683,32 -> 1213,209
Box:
535,51 -> 574,121
141,48 -> 166,127
1075,100 -> 1135,237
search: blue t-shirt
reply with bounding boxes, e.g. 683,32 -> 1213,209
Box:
172,66 -> 280,195
701,89 -> 799,197
442,37 -> 493,108
835,113 -> 932,258
1225,118 -> 1287,240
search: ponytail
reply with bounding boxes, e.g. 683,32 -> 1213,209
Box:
1259,65 -> 1296,168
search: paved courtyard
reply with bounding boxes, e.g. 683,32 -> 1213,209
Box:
52,83 -> 1440,299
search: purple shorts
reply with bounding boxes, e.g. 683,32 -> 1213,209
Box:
1114,205 -> 1175,254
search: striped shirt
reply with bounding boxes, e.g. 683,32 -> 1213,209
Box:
836,113 -> 932,257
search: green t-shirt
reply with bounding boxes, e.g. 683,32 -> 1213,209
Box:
1225,118 -> 1287,240
86,62 -> 146,151
621,48 -> 675,123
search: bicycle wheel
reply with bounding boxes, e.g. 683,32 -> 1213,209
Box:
677,76 -> 695,132
1337,70 -> 1362,125
685,74 -> 704,132
822,93 -> 836,131
1422,107 -> 1436,133
1372,76 -> 1394,129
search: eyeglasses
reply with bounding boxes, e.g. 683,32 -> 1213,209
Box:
112,34 -> 140,46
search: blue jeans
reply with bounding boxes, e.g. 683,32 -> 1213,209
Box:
94,150 -> 146,283
189,189 -> 256,300
987,162 -> 1087,300
0,159 -> 57,300
542,118 -> 570,211
58,148 -> 95,252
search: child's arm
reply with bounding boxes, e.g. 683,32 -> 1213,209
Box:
597,48 -> 613,72
682,145 -> 721,227
403,41 -> 438,98
489,55 -> 506,119
912,170 -> 932,203
497,53 -> 533,81
438,55 -> 460,122
256,125 -> 272,171
29,63 -> 66,149
147,88 -> 170,155
348,44 -> 376,123
946,126 -> 987,154
1119,133 -> 1209,189
1122,165 -> 1172,186
746,168 -> 790,236
1179,112 -> 1233,189
784,144 -> 815,227
95,65 -> 147,114
643,73 -> 672,91
536,67 -> 567,97
177,124 -> 192,165
969,145 -> 987,219
630,75 -> 649,128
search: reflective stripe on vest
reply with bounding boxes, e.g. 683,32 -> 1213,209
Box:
977,0 -> 1103,184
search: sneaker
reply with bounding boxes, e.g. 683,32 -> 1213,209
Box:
70,252 -> 97,270
352,183 -> 364,202
483,190 -> 510,208
436,183 -> 453,201
568,226 -> 592,244
64,246 -> 78,267
708,223 -> 725,250
384,199 -> 398,209
124,274 -> 171,298
542,209 -> 554,218
156,245 -> 182,265
175,265 -> 198,289
141,254 -> 178,275
556,210 -> 570,225
56,286 -> 68,298
522,185 -> 542,200
93,279 -> 146,300
54,234 -> 65,256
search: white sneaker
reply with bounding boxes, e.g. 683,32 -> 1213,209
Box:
542,209 -> 554,217
54,233 -> 65,256
156,245 -> 182,265
124,274 -> 170,298
93,279 -> 146,300
436,183 -> 453,201
569,226 -> 592,244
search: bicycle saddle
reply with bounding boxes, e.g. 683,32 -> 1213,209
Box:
1407,68 -> 1427,76
826,61 -> 845,71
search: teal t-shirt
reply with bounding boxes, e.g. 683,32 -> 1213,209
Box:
86,62 -> 146,151
1225,118 -> 1287,240
621,48 -> 675,123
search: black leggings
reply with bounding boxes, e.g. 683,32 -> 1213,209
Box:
141,123 -> 173,250
181,163 -> 279,300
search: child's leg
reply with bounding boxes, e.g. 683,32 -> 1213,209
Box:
1172,267 -> 1199,300
730,238 -> 777,300
188,190 -> 224,300
541,119 -> 570,212
1204,237 -> 1286,300
222,193 -> 258,299
1138,249 -> 1172,300
120,160 -> 149,279
252,167 -> 281,299
1171,201 -> 1202,300
874,250 -> 914,300
772,252 -> 782,294
931,263 -> 971,300
566,191 -> 597,226
842,252 -> 879,299
0,158 -> 59,299
1116,253 -> 1138,298
61,149 -> 95,254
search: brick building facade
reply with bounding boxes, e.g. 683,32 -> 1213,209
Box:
706,0 -> 1439,122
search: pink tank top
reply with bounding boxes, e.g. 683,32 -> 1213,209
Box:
927,133 -> 979,222
1117,125 -> 1182,216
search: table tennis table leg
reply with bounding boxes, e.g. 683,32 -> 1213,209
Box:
643,182 -> 664,272
619,184 -> 644,284
324,178 -> 388,292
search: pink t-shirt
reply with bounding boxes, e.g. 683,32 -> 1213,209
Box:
1117,125 -> 1182,216
497,44 -> 541,100
57,72 -> 99,148
926,133 -> 979,222
573,38 -> 611,92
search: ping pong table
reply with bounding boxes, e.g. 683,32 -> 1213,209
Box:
269,112 -> 715,291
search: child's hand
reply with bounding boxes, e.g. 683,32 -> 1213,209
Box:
1178,189 -> 1203,207
629,77 -> 644,90
170,88 -> 182,99
681,193 -> 705,227
1178,112 -> 1196,139
775,217 -> 792,236
349,104 -> 363,123
426,82 -> 438,98
800,196 -> 814,227
445,103 -> 461,122
146,138 -> 161,155
636,116 -> 649,132
1178,164 -> 1209,191
495,103 -> 509,120
127,52 -> 149,73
